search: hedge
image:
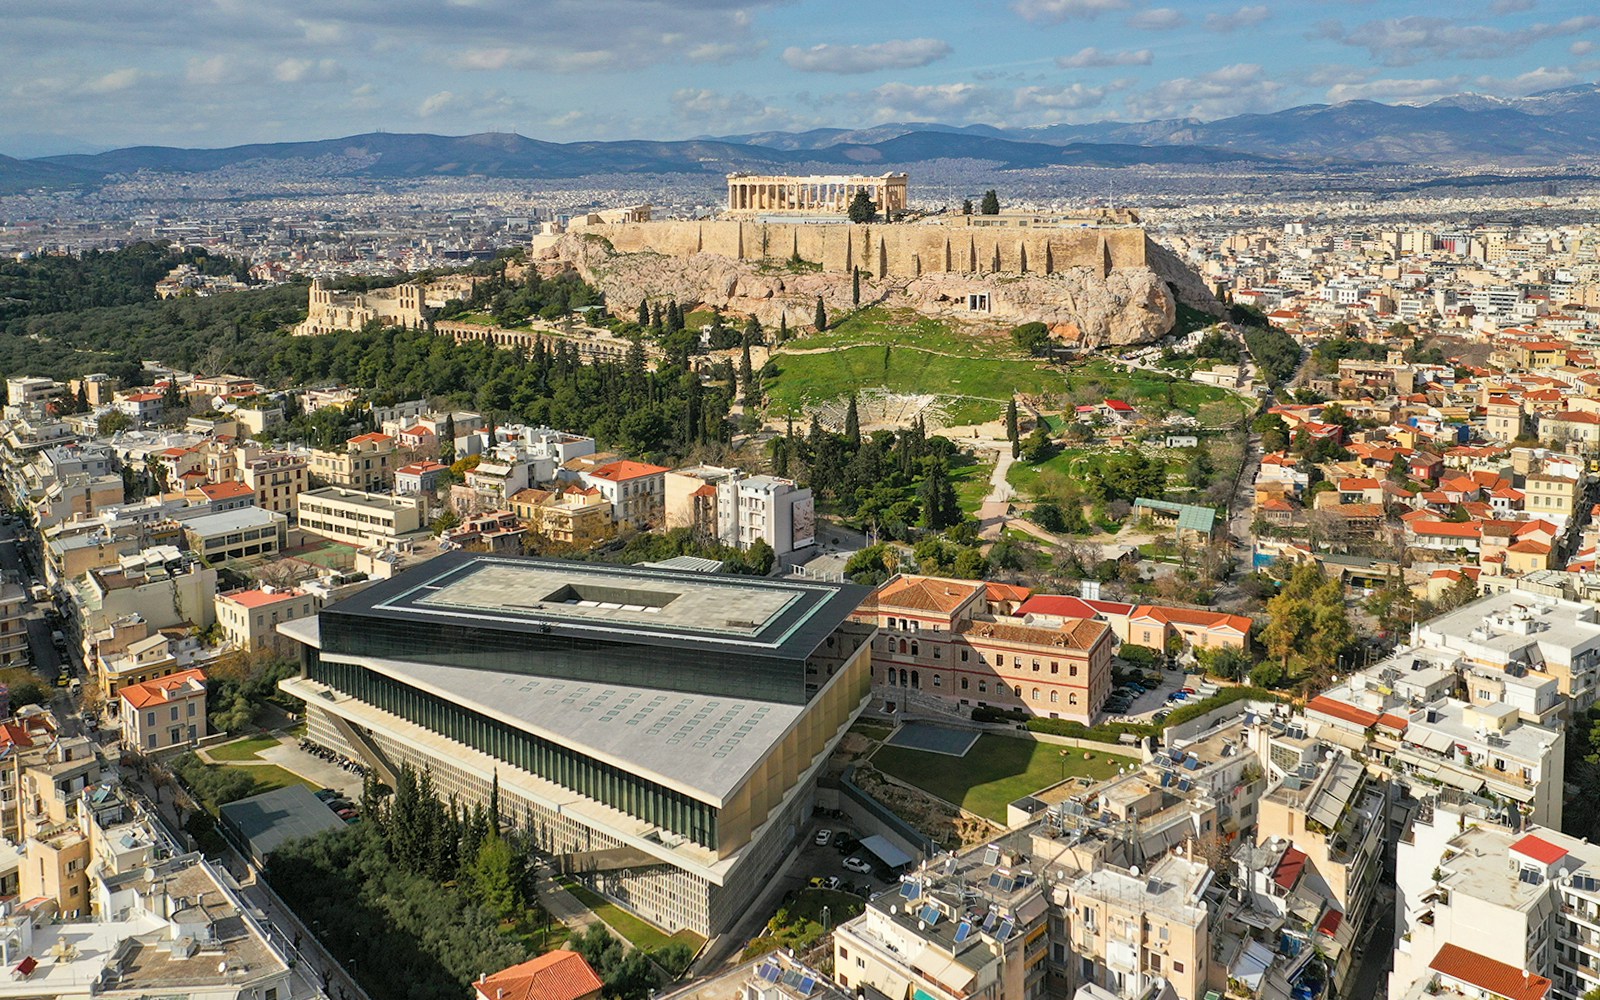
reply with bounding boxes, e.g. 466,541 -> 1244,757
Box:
1025,686 -> 1285,744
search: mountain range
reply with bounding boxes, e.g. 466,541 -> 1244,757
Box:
4,83 -> 1598,192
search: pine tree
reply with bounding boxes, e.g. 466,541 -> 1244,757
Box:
844,395 -> 861,448
852,267 -> 861,306
74,384 -> 88,413
814,297 -> 827,332
637,298 -> 650,328
848,189 -> 876,223
961,198 -> 973,215
980,189 -> 1000,215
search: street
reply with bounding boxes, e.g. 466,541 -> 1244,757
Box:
0,518 -> 65,685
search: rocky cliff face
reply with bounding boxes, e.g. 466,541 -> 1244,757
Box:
540,232 -> 1218,347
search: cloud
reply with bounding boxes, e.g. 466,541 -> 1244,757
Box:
274,57 -> 344,83
1124,63 -> 1284,119
1488,0 -> 1534,13
185,55 -> 235,86
1128,8 -> 1186,30
1014,83 -> 1108,111
668,88 -> 821,132
782,38 -> 951,74
1473,65 -> 1580,93
687,41 -> 756,64
1204,5 -> 1270,33
1011,0 -> 1130,24
1573,40 -> 1596,56
868,81 -> 996,118
417,90 -> 465,118
1297,64 -> 1379,87
1314,15 -> 1600,66
82,68 -> 144,94
1325,76 -> 1466,103
1056,46 -> 1151,68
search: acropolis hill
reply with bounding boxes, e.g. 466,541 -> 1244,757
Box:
538,184 -> 1219,345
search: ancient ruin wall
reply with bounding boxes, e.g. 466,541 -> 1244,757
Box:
583,220 -> 1147,279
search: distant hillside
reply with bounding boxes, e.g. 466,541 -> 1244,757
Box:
30,129 -> 1272,185
0,153 -> 95,194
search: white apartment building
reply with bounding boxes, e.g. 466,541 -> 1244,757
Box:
715,474 -> 815,556
296,486 -> 423,548
1418,590 -> 1600,714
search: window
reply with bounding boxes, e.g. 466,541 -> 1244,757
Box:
1014,685 -> 1022,696
1050,691 -> 1058,703
1070,665 -> 1079,677
961,677 -> 969,690
1051,662 -> 1059,674
1172,961 -> 1184,975
932,675 -> 941,687
1032,659 -> 1040,672
910,642 -> 919,657
146,712 -> 156,726
960,650 -> 970,662
1070,693 -> 1079,705
1031,687 -> 1039,700
979,681 -> 988,693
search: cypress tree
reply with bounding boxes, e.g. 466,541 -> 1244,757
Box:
814,297 -> 827,332
779,314 -> 788,342
852,267 -> 861,306
844,395 -> 861,448
1005,399 -> 1019,444
637,298 -> 650,328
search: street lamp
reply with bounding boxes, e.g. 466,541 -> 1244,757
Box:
822,906 -> 830,932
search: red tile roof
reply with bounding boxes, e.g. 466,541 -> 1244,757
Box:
220,588 -> 306,609
586,460 -> 670,482
1511,834 -> 1568,866
1273,847 -> 1307,891
1316,909 -> 1343,937
119,668 -> 207,710
1428,943 -> 1550,1000
1306,695 -> 1379,729
1130,605 -> 1252,635
1016,594 -> 1135,619
199,481 -> 253,501
475,951 -> 604,1000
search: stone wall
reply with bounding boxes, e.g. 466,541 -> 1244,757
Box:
584,219 -> 1148,279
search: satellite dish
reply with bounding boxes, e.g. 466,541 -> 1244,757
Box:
1130,865 -> 1141,877
889,905 -> 897,915
918,921 -> 926,930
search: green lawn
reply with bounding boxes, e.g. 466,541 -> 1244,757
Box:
208,734 -> 283,761
800,307 -> 1019,357
561,880 -> 705,953
766,346 -> 1060,425
230,762 -> 321,794
871,734 -> 1134,821
951,452 -> 994,513
742,889 -> 864,960
1065,358 -> 1249,424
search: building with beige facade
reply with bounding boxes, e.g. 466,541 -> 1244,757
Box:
852,574 -> 1113,723
297,486 -> 423,548
308,432 -> 397,491
294,279 -> 427,336
119,667 -> 208,752
0,583 -> 27,667
509,487 -> 613,546
216,587 -> 317,654
240,450 -> 308,517
278,553 -> 875,937
726,173 -> 907,216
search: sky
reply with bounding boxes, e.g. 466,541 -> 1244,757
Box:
3,0 -> 1600,156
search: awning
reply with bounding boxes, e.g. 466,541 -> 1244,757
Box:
859,834 -> 915,870
14,956 -> 36,977
1489,779 -> 1537,803
1436,767 -> 1485,793
1411,729 -> 1455,754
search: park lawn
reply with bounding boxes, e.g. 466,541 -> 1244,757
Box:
800,308 -> 1016,358
229,763 -> 321,794
871,734 -> 1134,822
207,734 -> 282,761
561,880 -> 705,954
766,345 -> 1061,425
1065,358 -> 1249,425
1005,447 -> 1108,497
950,452 -> 993,514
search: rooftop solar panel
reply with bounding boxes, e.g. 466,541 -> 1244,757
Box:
954,920 -> 973,944
998,919 -> 1015,940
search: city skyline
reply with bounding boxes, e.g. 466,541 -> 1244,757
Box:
4,0 -> 1600,157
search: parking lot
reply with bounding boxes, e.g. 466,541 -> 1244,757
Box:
790,817 -> 901,900
1101,667 -> 1217,723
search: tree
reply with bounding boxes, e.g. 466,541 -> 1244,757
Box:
636,298 -> 650,329
813,296 -> 827,332
1005,399 -> 1019,445
844,395 -> 861,447
919,458 -> 961,530
979,189 -> 1000,215
468,834 -> 520,924
852,266 -> 861,306
98,410 -> 132,436
847,189 -> 876,223
961,198 -> 973,215
1011,322 -> 1051,357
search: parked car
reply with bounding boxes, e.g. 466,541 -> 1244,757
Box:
820,876 -> 841,891
336,807 -> 358,820
314,788 -> 340,802
1126,683 -> 1146,694
814,829 -> 833,847
843,856 -> 873,874
834,834 -> 860,854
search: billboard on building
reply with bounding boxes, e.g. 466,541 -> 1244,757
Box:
791,496 -> 816,550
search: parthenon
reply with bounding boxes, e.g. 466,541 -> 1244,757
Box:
726,172 -> 908,216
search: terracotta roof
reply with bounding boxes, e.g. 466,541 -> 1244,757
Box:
1016,595 -> 1135,619
1428,943 -> 1550,1000
220,588 -> 306,609
198,481 -> 252,500
1130,605 -> 1252,635
585,460 -> 670,482
1376,713 -> 1410,733
1306,695 -> 1379,729
873,576 -> 982,615
985,582 -> 1031,604
475,951 -> 604,1000
398,461 -> 448,475
119,668 -> 207,710
347,432 -> 394,444
1507,540 -> 1552,555
1316,909 -> 1343,937
957,616 -> 1108,651
1511,834 -> 1569,866
1410,521 -> 1481,538
1273,847 -> 1307,891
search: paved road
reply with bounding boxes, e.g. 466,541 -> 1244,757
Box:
0,519 -> 65,684
1346,892 -> 1395,1000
